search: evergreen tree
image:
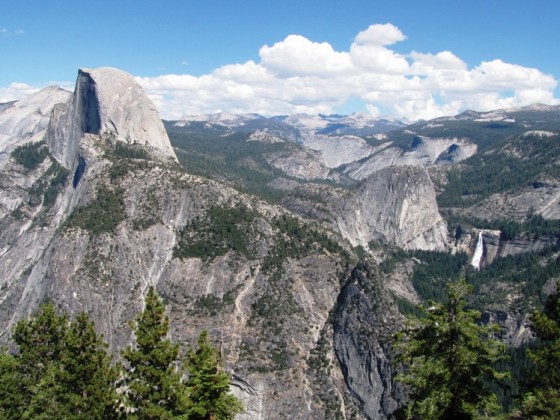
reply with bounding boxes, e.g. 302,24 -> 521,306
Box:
27,312 -> 120,419
122,286 -> 189,418
0,303 -> 119,419
0,352 -> 22,419
185,331 -> 244,420
9,302 -> 69,417
516,280 -> 560,418
393,279 -> 507,419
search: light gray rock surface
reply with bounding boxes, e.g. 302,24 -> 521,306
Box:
337,166 -> 449,250
344,136 -> 477,180
47,67 -> 176,170
0,86 -> 71,167
461,180 -> 560,222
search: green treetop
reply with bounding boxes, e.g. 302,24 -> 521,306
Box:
122,286 -> 189,418
393,279 -> 508,419
0,303 -> 119,419
185,330 -> 244,420
516,280 -> 560,418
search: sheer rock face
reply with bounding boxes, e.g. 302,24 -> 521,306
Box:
337,166 -> 449,250
47,67 -> 176,170
333,262 -> 403,419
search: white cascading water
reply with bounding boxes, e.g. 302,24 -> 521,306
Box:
470,231 -> 484,269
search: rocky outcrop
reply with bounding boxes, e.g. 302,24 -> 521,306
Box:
47,67 -> 176,170
333,261 -> 402,419
300,134 -> 375,169
337,166 -> 449,250
344,137 -> 477,181
0,86 -> 71,167
265,147 -> 330,180
461,179 -> 560,222
278,165 -> 449,251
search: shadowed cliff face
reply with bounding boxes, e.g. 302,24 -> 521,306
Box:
333,261 -> 403,419
80,74 -> 100,135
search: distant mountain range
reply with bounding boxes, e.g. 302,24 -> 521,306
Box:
171,111 -> 405,140
169,103 -> 560,150
166,103 -> 560,188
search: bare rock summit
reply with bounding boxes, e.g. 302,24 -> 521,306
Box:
48,67 -> 176,169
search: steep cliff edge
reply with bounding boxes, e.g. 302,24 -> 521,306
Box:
0,86 -> 71,167
279,166 -> 449,251
340,166 -> 448,250
0,67 -> 180,339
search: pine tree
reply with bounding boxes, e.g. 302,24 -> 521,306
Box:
393,279 -> 507,419
47,312 -> 119,418
10,302 -> 69,417
122,286 -> 189,418
516,280 -> 560,418
0,352 -> 22,419
185,330 -> 244,420
1,303 -> 119,419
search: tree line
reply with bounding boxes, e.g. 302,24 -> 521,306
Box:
0,287 -> 243,419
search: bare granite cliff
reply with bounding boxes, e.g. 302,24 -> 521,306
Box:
278,165 -> 449,252
47,67 -> 176,170
335,165 -> 449,250
333,260 -> 403,419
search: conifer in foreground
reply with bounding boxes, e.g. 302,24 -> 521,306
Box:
0,303 -> 119,419
393,279 -> 507,419
185,330 -> 244,420
122,286 -> 189,418
515,280 -> 560,418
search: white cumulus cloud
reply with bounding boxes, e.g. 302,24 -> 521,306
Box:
134,23 -> 558,121
354,23 -> 407,46
2,23 -> 558,122
0,83 -> 41,103
259,35 -> 352,77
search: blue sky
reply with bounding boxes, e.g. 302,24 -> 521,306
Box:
2,0 -> 559,121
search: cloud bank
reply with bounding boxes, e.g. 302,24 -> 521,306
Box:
2,23 -> 558,122
137,23 -> 558,121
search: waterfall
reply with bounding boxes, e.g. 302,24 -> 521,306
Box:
470,231 -> 484,269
